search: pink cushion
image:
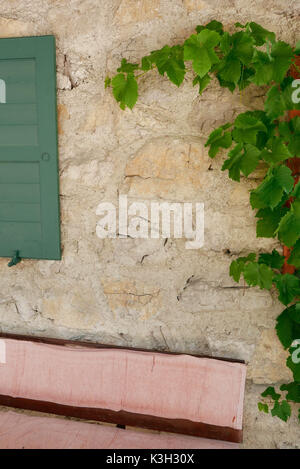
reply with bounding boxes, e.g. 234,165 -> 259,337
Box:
0,410 -> 239,449
0,338 -> 246,430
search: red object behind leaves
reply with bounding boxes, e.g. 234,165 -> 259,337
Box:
289,55 -> 300,79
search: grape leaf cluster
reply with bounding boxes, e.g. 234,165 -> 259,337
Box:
106,21 -> 300,423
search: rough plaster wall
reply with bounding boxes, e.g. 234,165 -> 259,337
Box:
0,0 -> 299,448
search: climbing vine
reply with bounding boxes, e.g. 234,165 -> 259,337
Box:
106,20 -> 300,423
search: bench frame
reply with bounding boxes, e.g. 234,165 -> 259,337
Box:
0,332 -> 245,443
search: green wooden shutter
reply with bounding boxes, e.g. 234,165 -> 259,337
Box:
0,35 -> 60,261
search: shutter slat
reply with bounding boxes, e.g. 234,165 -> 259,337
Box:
0,184 -> 40,203
0,126 -> 38,145
0,221 -> 42,240
0,203 -> 40,222
0,104 -> 37,125
0,162 -> 39,183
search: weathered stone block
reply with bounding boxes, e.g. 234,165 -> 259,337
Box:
115,0 -> 160,25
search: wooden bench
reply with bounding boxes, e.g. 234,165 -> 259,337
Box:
0,333 -> 246,449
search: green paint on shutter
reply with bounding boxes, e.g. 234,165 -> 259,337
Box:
0,36 -> 61,260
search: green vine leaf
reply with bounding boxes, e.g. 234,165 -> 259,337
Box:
141,55 -> 152,71
288,239 -> 300,269
281,77 -> 300,111
263,78 -> 300,121
248,22 -> 275,46
258,250 -> 285,270
275,166 -> 295,193
196,20 -> 224,35
264,85 -> 286,120
287,355 -> 300,382
243,261 -> 273,290
117,58 -> 139,73
258,402 -> 269,413
205,125 -> 232,158
193,74 -> 211,94
147,45 -> 186,86
270,41 -> 294,83
293,181 -> 300,199
271,400 -> 291,422
277,200 -> 300,247
219,31 -> 231,54
111,73 -> 138,110
222,143 -> 261,181
240,144 -> 261,176
255,206 -> 288,238
104,76 -> 111,88
273,273 -> 300,306
250,166 -> 294,210
238,66 -> 255,90
234,22 -> 247,28
261,386 -> 281,401
218,57 -> 241,85
232,112 -> 267,145
221,143 -> 244,181
280,383 -> 300,403
276,304 -> 300,349
261,138 -> 292,165
251,51 -> 274,86
229,253 -> 256,282
184,29 -> 220,78
230,31 -> 255,65
279,117 -> 300,157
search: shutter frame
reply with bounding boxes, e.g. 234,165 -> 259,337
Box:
0,35 -> 61,261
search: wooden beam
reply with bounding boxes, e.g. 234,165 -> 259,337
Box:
0,332 -> 245,364
0,394 -> 243,443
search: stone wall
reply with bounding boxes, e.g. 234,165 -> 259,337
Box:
0,0 -> 299,448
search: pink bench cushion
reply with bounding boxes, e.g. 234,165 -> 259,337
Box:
0,338 -> 246,430
0,410 -> 239,449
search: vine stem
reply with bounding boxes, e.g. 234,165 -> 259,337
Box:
135,67 -> 155,79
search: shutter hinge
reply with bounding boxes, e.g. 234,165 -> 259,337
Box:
8,250 -> 22,267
